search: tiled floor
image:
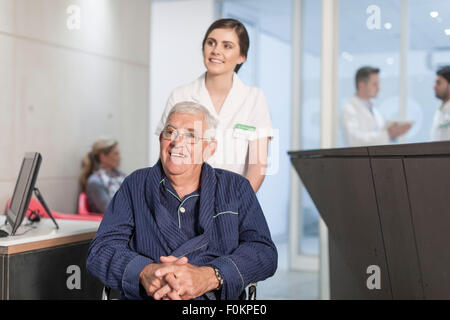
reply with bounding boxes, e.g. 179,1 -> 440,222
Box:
257,241 -> 319,300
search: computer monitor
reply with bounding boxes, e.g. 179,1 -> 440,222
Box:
6,152 -> 42,236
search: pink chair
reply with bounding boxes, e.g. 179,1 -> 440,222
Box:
6,197 -> 103,222
78,192 -> 102,216
28,197 -> 103,221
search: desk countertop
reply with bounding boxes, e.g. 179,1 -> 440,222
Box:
0,216 -> 100,254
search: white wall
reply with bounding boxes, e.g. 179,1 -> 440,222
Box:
255,33 -> 291,242
0,0 -> 150,213
149,0 -> 215,164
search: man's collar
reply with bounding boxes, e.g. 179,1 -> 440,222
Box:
355,95 -> 373,111
159,176 -> 200,202
440,99 -> 450,111
158,161 -> 205,197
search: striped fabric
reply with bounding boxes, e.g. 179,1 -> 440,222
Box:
159,177 -> 200,239
86,160 -> 277,300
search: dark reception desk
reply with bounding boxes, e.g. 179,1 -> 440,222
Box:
289,141 -> 450,299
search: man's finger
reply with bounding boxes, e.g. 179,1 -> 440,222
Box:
175,256 -> 188,265
147,276 -> 168,296
155,265 -> 176,277
160,255 -> 188,265
153,284 -> 172,300
166,289 -> 182,300
159,255 -> 178,263
164,272 -> 180,291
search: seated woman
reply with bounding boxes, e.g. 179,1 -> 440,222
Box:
79,138 -> 125,213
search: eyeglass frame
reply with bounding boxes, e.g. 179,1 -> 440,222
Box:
161,127 -> 214,144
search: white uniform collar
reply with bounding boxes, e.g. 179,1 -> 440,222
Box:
194,72 -> 249,119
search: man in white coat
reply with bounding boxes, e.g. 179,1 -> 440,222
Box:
431,66 -> 450,141
341,66 -> 411,147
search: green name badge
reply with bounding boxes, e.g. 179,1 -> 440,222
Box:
233,123 -> 257,140
235,124 -> 256,131
439,121 -> 450,130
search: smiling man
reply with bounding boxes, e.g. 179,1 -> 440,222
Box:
86,101 -> 277,300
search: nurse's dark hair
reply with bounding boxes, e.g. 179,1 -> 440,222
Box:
202,18 -> 249,73
355,66 -> 380,90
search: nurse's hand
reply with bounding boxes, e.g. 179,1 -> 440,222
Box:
246,137 -> 269,192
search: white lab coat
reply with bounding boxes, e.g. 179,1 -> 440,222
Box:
341,96 -> 390,147
430,100 -> 450,141
155,72 -> 273,176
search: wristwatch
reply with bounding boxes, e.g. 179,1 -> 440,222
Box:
214,268 -> 223,290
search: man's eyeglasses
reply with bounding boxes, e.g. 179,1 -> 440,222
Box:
161,128 -> 211,144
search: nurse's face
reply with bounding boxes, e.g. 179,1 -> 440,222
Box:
160,112 -> 216,177
203,28 -> 246,76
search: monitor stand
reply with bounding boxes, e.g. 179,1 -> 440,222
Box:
33,187 -> 59,230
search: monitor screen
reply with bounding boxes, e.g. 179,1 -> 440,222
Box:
7,152 -> 42,235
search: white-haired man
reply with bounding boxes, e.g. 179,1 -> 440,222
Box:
87,101 -> 277,300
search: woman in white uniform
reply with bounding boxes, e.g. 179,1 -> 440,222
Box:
155,18 -> 273,192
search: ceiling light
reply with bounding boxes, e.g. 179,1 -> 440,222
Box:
341,51 -> 353,62
445,29 -> 450,36
430,11 -> 439,18
384,22 -> 392,30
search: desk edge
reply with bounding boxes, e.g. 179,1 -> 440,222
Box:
0,232 -> 97,255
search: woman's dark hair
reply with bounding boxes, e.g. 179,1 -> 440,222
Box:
202,18 -> 249,73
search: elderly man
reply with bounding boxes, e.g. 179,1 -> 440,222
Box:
86,101 -> 277,300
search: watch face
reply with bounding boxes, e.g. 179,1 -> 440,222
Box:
214,268 -> 223,289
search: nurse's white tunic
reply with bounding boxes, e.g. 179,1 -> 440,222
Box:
155,72 -> 273,176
